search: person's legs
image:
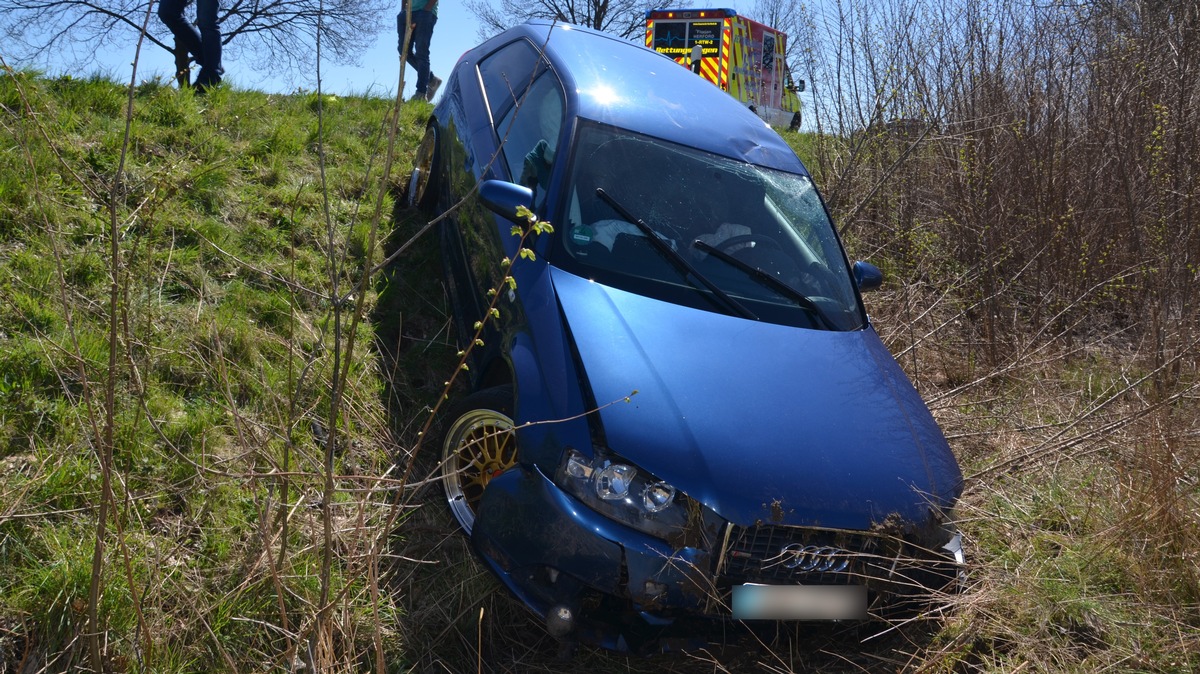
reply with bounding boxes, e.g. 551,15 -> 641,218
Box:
422,13 -> 441,99
406,11 -> 436,95
158,0 -> 203,72
194,0 -> 224,88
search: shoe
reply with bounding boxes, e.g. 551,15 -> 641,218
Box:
194,75 -> 222,95
425,75 -> 442,101
193,65 -> 222,92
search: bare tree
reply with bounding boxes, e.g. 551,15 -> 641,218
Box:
463,0 -> 676,40
783,0 -> 1198,375
0,0 -> 391,79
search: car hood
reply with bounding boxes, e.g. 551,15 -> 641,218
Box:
549,268 -> 962,531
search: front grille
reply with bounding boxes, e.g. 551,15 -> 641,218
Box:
715,523 -> 957,595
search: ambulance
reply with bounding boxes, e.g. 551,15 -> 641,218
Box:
645,8 -> 805,130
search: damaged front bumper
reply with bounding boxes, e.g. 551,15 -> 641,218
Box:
472,464 -> 721,649
471,464 -> 963,651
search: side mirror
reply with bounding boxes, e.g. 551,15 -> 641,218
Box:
853,261 -> 883,291
479,180 -> 534,224
797,79 -> 806,92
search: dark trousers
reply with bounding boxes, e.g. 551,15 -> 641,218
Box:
398,10 -> 437,94
159,0 -> 224,87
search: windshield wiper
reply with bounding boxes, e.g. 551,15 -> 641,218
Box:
595,188 -> 758,321
692,239 -> 837,330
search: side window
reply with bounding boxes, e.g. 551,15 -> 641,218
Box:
477,39 -> 542,122
496,72 -> 564,211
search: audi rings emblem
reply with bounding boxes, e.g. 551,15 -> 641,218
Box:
779,544 -> 850,573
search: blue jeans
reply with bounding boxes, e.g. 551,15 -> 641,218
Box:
398,10 -> 437,94
159,0 -> 224,87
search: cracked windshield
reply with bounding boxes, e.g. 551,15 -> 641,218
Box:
555,123 -> 863,330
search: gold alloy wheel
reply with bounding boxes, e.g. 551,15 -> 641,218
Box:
441,407 -> 516,534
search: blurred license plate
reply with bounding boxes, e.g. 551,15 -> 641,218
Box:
731,583 -> 867,620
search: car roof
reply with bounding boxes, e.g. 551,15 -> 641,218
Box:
468,20 -> 808,175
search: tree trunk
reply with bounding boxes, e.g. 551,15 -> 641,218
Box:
174,40 -> 191,87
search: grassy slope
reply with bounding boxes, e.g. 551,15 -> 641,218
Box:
0,74 -> 1196,673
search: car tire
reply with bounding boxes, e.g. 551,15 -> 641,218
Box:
439,386 -> 516,535
408,125 -> 439,212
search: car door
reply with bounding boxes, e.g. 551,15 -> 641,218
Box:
450,40 -> 566,379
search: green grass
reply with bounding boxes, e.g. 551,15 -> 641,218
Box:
0,70 -> 420,671
1,70 -> 1197,673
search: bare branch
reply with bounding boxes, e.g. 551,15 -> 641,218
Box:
1,0 -> 391,78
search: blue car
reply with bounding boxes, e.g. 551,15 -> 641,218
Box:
408,20 -> 964,650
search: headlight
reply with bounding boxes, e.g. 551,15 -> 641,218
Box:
557,448 -> 690,540
642,481 -> 676,512
595,463 -> 636,500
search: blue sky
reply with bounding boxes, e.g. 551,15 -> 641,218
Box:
34,1 -> 767,100
37,2 -> 484,99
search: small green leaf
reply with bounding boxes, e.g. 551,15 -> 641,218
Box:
490,308 -> 500,319
473,321 -> 483,330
